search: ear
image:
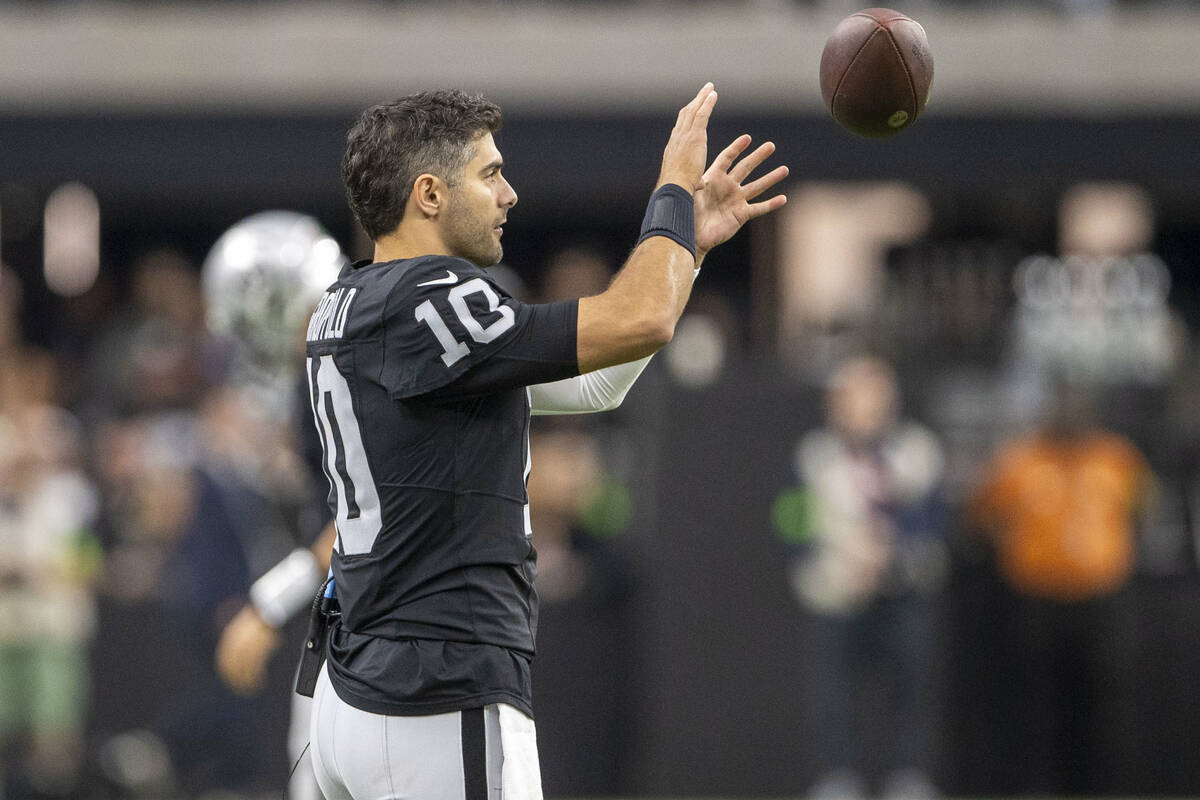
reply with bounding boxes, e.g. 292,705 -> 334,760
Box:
410,174 -> 445,220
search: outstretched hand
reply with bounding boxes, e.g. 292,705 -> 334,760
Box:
695,135 -> 789,258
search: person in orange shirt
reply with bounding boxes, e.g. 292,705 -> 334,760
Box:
970,379 -> 1153,796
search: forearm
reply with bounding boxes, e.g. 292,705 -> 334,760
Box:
627,181 -> 699,329
576,236 -> 695,373
626,239 -> 695,329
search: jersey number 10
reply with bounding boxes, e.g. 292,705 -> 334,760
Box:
308,354 -> 383,556
414,278 -> 516,367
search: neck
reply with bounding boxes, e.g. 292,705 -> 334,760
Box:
372,221 -> 448,263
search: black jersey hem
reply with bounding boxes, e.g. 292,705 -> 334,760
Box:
327,676 -> 534,719
371,482 -> 527,504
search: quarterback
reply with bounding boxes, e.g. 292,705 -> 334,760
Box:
306,84 -> 786,799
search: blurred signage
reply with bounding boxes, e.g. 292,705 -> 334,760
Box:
1012,252 -> 1178,383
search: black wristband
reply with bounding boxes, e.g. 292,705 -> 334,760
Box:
637,183 -> 696,257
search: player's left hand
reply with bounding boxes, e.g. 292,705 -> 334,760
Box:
694,135 -> 789,259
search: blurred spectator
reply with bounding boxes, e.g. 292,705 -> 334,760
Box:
528,425 -> 636,796
969,378 -> 1152,795
81,248 -> 222,424
774,355 -> 946,800
0,288 -> 101,798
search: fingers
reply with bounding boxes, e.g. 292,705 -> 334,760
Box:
678,82 -> 716,129
730,141 -> 777,184
743,164 -> 790,200
710,138 -> 786,198
709,134 -> 753,176
745,193 -> 789,221
692,86 -> 718,126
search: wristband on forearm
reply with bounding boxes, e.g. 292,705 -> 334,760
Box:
637,183 -> 696,257
249,547 -> 322,628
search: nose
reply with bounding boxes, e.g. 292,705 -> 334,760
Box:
501,176 -> 518,209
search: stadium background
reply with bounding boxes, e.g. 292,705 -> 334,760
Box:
4,1 -> 1200,797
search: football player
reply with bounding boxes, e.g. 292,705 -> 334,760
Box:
303,84 -> 787,800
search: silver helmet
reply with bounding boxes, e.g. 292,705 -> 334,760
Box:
202,211 -> 346,376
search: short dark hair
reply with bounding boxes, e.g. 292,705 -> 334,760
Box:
341,90 -> 503,240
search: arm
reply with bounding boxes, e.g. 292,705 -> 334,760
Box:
576,84 -> 788,373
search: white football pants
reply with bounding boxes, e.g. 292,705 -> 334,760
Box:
289,691 -> 323,800
310,665 -> 543,800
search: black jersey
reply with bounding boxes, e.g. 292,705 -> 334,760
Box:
305,255 -> 579,716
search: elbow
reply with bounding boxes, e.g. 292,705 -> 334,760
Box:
638,313 -> 675,352
598,391 -> 627,413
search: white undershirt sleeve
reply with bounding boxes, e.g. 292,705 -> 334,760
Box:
529,355 -> 653,415
528,266 -> 699,416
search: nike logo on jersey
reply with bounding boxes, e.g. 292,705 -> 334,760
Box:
417,270 -> 459,287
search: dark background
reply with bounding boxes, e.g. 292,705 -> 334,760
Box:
6,107 -> 1200,795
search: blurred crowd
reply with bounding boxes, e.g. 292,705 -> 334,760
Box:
0,246 -> 317,796
0,235 -> 649,798
0,176 -> 1198,800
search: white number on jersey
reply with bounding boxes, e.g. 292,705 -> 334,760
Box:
308,354 -> 383,556
415,278 -> 517,367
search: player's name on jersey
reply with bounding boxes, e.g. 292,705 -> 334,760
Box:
308,287 -> 359,342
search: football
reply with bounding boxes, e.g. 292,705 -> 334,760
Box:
819,8 -> 933,138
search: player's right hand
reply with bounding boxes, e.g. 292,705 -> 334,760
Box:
656,83 -> 718,194
215,603 -> 282,696
694,135 -> 789,257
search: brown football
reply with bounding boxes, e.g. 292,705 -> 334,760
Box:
819,8 -> 933,138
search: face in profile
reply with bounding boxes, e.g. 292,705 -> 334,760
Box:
442,133 -> 518,267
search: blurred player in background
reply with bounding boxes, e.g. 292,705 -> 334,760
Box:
204,211 -> 344,800
303,84 -> 786,799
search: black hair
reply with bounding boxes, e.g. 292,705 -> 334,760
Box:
341,90 -> 503,240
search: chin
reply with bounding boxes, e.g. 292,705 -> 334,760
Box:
478,246 -> 503,268
449,231 -> 502,267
